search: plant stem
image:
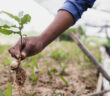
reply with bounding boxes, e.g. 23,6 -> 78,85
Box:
18,22 -> 23,65
18,17 -> 23,52
19,29 -> 22,52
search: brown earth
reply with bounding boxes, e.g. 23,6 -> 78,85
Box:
0,41 -> 100,96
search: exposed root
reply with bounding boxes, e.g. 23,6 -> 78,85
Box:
15,66 -> 26,87
11,59 -> 27,96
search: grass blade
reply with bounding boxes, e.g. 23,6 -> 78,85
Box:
5,83 -> 12,96
0,88 -> 3,96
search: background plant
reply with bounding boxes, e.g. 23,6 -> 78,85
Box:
0,83 -> 12,96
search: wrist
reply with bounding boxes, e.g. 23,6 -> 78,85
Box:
36,35 -> 46,49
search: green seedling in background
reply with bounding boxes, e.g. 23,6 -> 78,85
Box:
73,90 -> 80,96
51,66 -> 57,73
0,83 -> 12,96
0,88 -> 3,96
29,67 -> 37,83
55,93 -> 63,96
45,61 -> 51,76
60,62 -> 68,75
59,75 -> 68,86
5,83 -> 12,96
49,48 -> 68,61
32,57 -> 39,69
5,58 -> 11,66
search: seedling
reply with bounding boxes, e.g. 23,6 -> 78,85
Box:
45,61 -> 51,76
0,83 -> 12,96
59,75 -> 68,86
29,67 -> 37,83
60,62 -> 68,75
32,57 -> 39,69
0,11 -> 31,95
55,93 -> 63,96
5,83 -> 12,96
51,66 -> 57,73
0,88 -> 3,96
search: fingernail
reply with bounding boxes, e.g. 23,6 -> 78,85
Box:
21,52 -> 26,57
16,54 -> 19,58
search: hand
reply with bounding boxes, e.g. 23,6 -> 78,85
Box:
8,36 -> 44,60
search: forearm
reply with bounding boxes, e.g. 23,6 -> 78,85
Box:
40,10 -> 74,47
9,0 -> 96,59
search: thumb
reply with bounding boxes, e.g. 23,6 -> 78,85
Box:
15,38 -> 26,59
21,51 -> 27,60
20,45 -> 28,60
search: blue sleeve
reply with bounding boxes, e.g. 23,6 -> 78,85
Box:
59,0 -> 96,23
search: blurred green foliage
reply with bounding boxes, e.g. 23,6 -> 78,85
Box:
5,83 -> 12,96
0,88 -> 3,96
48,48 -> 68,61
104,41 -> 110,47
59,26 -> 85,41
0,41 -> 101,95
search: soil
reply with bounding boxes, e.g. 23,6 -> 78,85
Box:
0,42 -> 99,96
0,60 -> 98,96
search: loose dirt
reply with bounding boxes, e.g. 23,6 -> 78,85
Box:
0,42 -> 100,96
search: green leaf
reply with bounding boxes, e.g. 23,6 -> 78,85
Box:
5,58 -> 11,66
0,29 -> 13,35
21,14 -> 31,25
11,25 -> 17,28
0,88 -> 3,96
0,29 -> 17,35
55,93 -> 62,96
32,58 -> 39,69
0,65 -> 3,70
59,75 -> 68,85
2,11 -> 19,22
51,67 -> 57,73
5,83 -> 12,96
1,24 -> 10,28
0,24 -> 17,29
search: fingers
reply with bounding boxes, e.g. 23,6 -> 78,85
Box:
21,51 -> 27,60
20,44 -> 29,60
8,37 -> 26,60
8,46 -> 20,59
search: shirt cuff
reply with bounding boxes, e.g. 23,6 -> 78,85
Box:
59,1 -> 79,23
59,0 -> 95,24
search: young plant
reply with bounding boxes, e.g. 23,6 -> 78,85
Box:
0,11 -> 31,39
60,62 -> 68,75
55,93 -> 63,96
0,11 -> 31,67
45,61 -> 51,76
0,83 -> 12,96
29,67 -> 37,83
32,57 -> 39,69
51,66 -> 57,73
5,83 -> 12,96
59,75 -> 68,86
0,88 -> 3,96
0,11 -> 31,95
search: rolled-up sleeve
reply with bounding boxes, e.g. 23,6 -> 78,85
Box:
59,0 -> 96,23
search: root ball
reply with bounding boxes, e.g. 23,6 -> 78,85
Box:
15,66 -> 27,86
